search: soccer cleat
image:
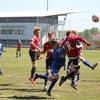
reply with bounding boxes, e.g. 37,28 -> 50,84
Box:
42,86 -> 48,92
59,76 -> 65,86
91,63 -> 97,70
70,83 -> 78,90
33,74 -> 39,81
47,91 -> 51,96
29,77 -> 33,83
29,77 -> 36,84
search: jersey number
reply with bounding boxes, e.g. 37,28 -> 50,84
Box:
66,41 -> 72,50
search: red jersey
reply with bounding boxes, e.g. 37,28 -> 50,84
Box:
43,41 -> 57,59
61,35 -> 91,58
17,41 -> 22,49
30,35 -> 40,51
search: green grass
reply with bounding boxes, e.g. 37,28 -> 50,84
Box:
0,48 -> 100,100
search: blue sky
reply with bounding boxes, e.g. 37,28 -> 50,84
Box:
0,0 -> 100,31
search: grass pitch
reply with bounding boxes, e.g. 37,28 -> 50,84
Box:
0,48 -> 100,100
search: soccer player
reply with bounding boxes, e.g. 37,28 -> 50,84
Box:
59,30 -> 92,89
16,39 -> 23,58
0,43 -> 3,57
40,32 -> 57,91
71,30 -> 97,70
29,27 -> 41,84
63,30 -> 97,72
33,42 -> 66,96
0,43 -> 3,75
65,30 -> 97,84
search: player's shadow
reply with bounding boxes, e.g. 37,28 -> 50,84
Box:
0,83 -> 14,86
81,80 -> 100,82
7,95 -> 51,100
0,88 -> 55,99
0,95 -> 54,100
0,88 -> 46,93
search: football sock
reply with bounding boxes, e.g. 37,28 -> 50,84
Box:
44,73 -> 48,87
36,74 -> 48,80
75,72 -> 80,82
48,79 -> 57,93
31,66 -> 36,78
83,60 -> 93,68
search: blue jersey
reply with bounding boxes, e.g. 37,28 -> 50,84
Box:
51,47 -> 66,76
0,43 -> 3,54
53,47 -> 65,64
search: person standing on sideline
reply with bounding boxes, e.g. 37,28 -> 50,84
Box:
16,39 -> 23,58
29,26 -> 41,84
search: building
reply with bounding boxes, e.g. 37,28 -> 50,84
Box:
0,11 -> 72,47
0,12 -> 58,47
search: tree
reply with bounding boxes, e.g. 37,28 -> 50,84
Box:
90,27 -> 100,35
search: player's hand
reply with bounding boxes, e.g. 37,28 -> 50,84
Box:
87,43 -> 91,46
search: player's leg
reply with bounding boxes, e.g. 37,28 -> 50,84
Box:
29,50 -> 38,83
80,56 -> 97,70
59,59 -> 74,86
47,73 -> 59,96
43,59 -> 51,90
47,63 -> 62,96
19,49 -> 21,57
70,58 -> 80,90
33,73 -> 48,81
47,79 -> 58,96
16,49 -> 18,57
59,71 -> 75,86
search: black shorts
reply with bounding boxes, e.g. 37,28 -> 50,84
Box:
46,58 -> 53,70
68,58 -> 80,72
69,58 -> 80,66
29,49 -> 38,62
17,48 -> 21,52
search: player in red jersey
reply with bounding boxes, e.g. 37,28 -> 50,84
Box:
60,30 -> 97,89
59,30 -> 92,89
40,32 -> 57,90
16,39 -> 23,58
29,27 -> 41,83
71,30 -> 97,70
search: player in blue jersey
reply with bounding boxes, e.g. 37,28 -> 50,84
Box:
33,42 -> 66,96
0,43 -> 3,57
0,43 -> 3,75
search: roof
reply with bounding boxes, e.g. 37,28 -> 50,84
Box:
0,11 -> 79,18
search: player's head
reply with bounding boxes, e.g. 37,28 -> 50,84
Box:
48,32 -> 55,41
66,30 -> 71,37
34,26 -> 41,37
71,30 -> 77,35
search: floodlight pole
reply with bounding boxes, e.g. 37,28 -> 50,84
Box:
46,0 -> 48,34
47,0 -> 48,11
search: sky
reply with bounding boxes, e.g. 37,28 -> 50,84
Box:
0,0 -> 100,31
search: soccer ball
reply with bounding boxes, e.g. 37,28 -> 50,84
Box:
92,15 -> 99,23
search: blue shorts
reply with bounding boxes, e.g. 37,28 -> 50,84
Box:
51,62 -> 65,76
